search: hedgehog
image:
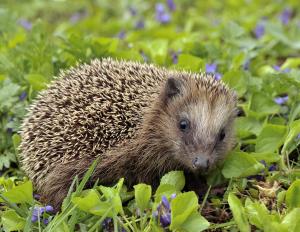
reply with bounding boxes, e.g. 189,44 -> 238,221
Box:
19,58 -> 237,210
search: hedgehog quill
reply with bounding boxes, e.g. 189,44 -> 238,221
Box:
20,58 -> 237,210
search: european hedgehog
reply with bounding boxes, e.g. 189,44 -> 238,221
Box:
20,58 -> 237,210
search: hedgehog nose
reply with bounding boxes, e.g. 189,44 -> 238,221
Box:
192,156 -> 209,170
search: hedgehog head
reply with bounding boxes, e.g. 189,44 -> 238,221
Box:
153,73 -> 237,174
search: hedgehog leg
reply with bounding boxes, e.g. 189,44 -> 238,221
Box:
40,159 -> 92,211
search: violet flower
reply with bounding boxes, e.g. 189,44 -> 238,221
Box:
279,8 -> 292,25
268,164 -> 277,171
297,133 -> 300,140
18,19 -> 32,31
129,6 -> 137,16
117,30 -> 126,40
135,20 -> 145,29
274,95 -> 288,105
171,50 -> 181,64
253,22 -> 265,39
19,92 -> 27,101
155,3 -> 171,24
69,10 -> 88,24
243,59 -> 250,70
166,0 -> 176,11
205,63 -> 217,73
153,195 -> 173,228
205,63 -> 222,80
102,217 -> 113,231
31,205 -> 54,224
273,65 -> 290,73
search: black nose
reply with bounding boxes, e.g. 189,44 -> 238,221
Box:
193,157 -> 209,169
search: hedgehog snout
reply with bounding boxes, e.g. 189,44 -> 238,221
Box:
192,156 -> 210,171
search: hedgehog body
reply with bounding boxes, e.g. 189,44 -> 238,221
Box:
20,58 -> 237,209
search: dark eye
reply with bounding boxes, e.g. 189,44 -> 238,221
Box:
179,119 -> 190,131
219,129 -> 226,141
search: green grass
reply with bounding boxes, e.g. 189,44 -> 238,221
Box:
1,0 -> 300,231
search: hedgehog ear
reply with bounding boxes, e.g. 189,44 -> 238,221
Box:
161,77 -> 182,104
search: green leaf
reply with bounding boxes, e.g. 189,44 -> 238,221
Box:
281,58 -> 300,69
155,184 -> 178,202
255,124 -> 287,153
250,152 -> 280,163
134,184 -> 152,212
245,198 -> 269,230
170,192 -> 199,230
250,93 -> 281,116
1,210 -> 25,232
228,193 -> 250,232
160,171 -> 185,191
180,210 -> 210,232
25,73 -> 49,91
72,189 -> 101,212
12,134 -> 21,151
1,181 -> 33,204
176,54 -> 204,72
236,116 -> 263,137
282,119 -> 300,154
222,70 -> 248,96
281,208 -> 300,232
286,179 -> 300,209
222,152 -> 265,178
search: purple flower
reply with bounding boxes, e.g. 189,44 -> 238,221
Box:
117,30 -> 126,39
214,73 -> 222,81
31,215 -> 38,223
273,65 -> 290,73
129,6 -> 137,16
297,133 -> 300,140
43,218 -> 49,225
160,213 -> 171,227
247,175 -> 265,181
6,128 -> 13,134
161,195 -> 170,210
268,164 -> 277,171
18,19 -> 32,31
102,217 -> 113,231
155,3 -> 171,24
69,10 -> 88,24
279,8 -> 292,25
31,205 -> 54,223
170,193 -> 176,199
260,160 -> 267,167
135,20 -> 145,29
253,23 -> 265,39
156,3 -> 165,14
206,63 -> 222,80
274,95 -> 288,105
166,0 -> 176,11
153,195 -> 172,228
243,59 -> 250,70
45,205 -> 54,212
171,50 -> 181,64
205,63 -> 217,73
33,194 -> 41,200
19,92 -> 27,101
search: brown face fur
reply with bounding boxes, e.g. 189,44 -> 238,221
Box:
156,75 -> 237,174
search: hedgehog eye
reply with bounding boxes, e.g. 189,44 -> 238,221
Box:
179,119 -> 190,132
219,129 -> 226,141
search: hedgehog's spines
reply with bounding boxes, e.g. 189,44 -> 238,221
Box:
19,58 -> 237,210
